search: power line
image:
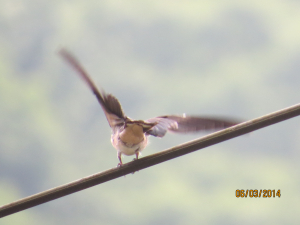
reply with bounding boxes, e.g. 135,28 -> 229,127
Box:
1,102 -> 300,218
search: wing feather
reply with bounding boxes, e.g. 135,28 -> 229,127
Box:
59,49 -> 125,128
146,115 -> 239,137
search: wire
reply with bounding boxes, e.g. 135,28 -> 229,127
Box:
1,102 -> 300,217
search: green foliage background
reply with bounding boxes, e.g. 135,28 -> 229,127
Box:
1,0 -> 300,224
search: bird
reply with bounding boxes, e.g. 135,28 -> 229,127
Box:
59,49 -> 239,166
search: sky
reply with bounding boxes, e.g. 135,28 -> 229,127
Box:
1,0 -> 300,224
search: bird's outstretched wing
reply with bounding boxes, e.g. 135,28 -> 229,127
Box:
59,49 -> 126,128
145,115 -> 239,137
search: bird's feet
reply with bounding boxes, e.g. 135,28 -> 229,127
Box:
131,157 -> 139,174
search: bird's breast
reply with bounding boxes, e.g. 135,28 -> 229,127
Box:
119,124 -> 145,145
111,124 -> 148,156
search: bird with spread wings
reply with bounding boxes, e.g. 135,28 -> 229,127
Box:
59,49 -> 239,166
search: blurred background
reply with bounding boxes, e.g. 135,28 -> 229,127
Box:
1,0 -> 300,224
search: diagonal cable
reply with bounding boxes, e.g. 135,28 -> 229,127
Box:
1,102 -> 300,218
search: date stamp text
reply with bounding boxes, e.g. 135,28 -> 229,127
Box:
236,189 -> 281,198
